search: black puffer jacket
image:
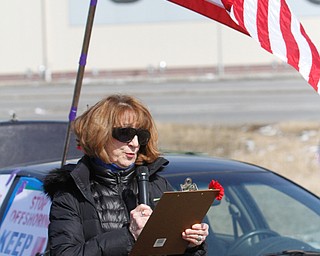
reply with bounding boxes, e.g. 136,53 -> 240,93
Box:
43,155 -> 207,256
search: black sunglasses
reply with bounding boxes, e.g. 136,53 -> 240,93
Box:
112,127 -> 150,146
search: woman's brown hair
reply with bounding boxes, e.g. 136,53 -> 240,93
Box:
73,94 -> 160,164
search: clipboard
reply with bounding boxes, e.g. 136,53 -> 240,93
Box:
130,189 -> 219,256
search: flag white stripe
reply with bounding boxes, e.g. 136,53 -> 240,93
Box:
268,0 -> 287,62
206,0 -> 224,8
229,6 -> 237,24
291,14 -> 313,81
243,0 -> 259,41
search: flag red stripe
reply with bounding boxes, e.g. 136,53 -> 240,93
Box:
257,0 -> 271,52
300,25 -> 320,91
231,0 -> 245,29
279,0 -> 299,70
167,0 -> 249,35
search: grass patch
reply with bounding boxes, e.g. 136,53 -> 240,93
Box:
157,121 -> 320,197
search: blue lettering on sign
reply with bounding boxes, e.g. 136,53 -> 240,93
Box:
0,230 -> 10,252
0,230 -> 33,256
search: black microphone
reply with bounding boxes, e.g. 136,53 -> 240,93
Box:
136,166 -> 149,205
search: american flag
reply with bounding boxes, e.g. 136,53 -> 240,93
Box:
168,0 -> 320,93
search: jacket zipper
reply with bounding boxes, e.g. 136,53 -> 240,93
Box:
116,171 -> 131,222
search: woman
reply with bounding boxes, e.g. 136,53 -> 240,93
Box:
43,94 -> 209,255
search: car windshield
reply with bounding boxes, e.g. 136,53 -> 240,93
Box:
166,171 -> 320,256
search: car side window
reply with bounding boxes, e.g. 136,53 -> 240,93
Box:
246,184 -> 320,246
206,196 -> 244,237
0,177 -> 51,256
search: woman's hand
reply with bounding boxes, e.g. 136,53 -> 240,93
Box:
182,223 -> 209,247
129,204 -> 152,241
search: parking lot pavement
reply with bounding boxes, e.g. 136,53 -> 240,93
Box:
1,76 -> 320,125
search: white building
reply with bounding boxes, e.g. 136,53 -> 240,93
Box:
0,0 -> 319,82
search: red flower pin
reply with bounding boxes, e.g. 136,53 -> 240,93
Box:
208,180 -> 224,200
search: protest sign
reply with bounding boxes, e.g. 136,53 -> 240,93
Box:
0,177 -> 51,256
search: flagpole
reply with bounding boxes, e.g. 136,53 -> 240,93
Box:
61,0 -> 98,167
